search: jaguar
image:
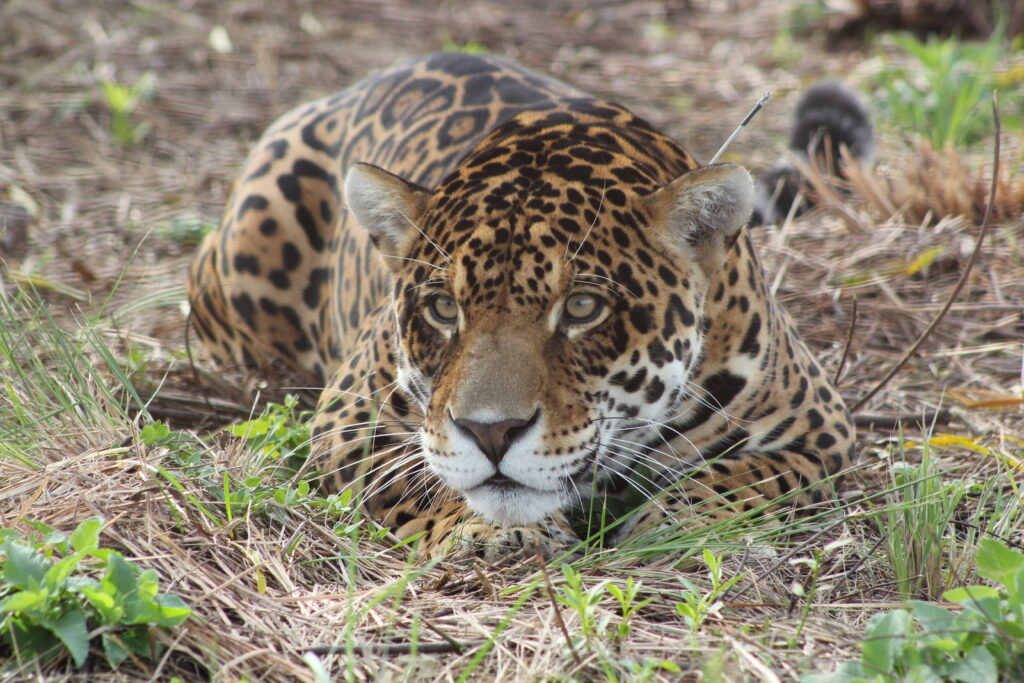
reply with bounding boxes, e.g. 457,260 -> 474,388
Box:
187,52 -> 860,558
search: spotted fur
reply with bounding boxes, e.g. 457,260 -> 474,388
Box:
187,53 -> 856,558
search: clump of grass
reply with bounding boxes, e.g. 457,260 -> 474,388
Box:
866,421 -> 1024,605
876,432 -> 970,601
0,287 -> 146,463
871,28 -> 1021,148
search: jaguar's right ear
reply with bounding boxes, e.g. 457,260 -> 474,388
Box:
645,164 -> 754,279
344,163 -> 430,268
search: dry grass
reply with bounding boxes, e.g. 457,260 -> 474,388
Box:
2,0 -> 1023,680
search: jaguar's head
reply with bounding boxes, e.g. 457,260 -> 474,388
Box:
344,140 -> 753,524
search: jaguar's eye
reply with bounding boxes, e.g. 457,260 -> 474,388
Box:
563,293 -> 604,324
427,294 -> 459,325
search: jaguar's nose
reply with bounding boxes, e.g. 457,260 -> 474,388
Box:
452,409 -> 540,465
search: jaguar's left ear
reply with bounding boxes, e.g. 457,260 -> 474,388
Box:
646,164 -> 754,278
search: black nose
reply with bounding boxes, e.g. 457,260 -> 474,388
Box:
452,409 -> 540,465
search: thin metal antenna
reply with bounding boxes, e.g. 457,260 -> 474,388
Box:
707,91 -> 771,165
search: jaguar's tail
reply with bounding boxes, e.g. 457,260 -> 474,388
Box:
752,81 -> 874,225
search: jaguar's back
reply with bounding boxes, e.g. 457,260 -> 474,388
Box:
188,53 -> 597,383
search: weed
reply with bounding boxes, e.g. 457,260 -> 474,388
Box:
100,72 -> 156,147
227,394 -> 311,468
144,412 -> 366,535
606,576 -> 653,639
0,517 -> 191,671
675,549 -> 744,632
805,538 -> 1024,682
557,565 -> 611,638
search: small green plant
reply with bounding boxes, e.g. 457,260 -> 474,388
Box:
606,576 -> 653,639
555,569 -> 653,638
551,570 -> 676,681
227,394 -> 311,465
805,538 -> 1024,682
872,29 -> 1020,148
675,549 -> 743,632
557,565 -> 611,638
159,216 -> 215,247
0,517 -> 191,670
140,420 -> 216,479
878,436 -> 969,600
100,72 -> 156,146
145,415 -> 357,532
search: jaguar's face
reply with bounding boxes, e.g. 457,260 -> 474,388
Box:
344,156 -> 753,524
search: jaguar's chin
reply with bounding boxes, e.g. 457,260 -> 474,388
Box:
462,480 -> 566,525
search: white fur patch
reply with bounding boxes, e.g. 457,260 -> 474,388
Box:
424,413 -> 594,523
462,485 -> 566,525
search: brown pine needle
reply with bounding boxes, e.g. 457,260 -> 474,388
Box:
852,92 -> 1002,413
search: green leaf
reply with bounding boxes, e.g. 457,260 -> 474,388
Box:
861,609 -> 911,675
140,421 -> 171,445
945,645 -> 997,683
153,593 -> 191,626
948,592 -> 1002,622
122,576 -> 190,626
65,575 -> 98,591
0,589 -> 47,613
910,600 -> 959,635
903,663 -> 943,683
228,416 -> 271,439
69,517 -> 103,553
121,624 -> 154,655
77,583 -> 122,624
136,569 -> 160,601
995,619 -> 1024,640
45,608 -> 90,668
0,530 -> 24,548
101,632 -> 131,667
944,586 -> 999,603
43,553 -> 83,592
2,618 -> 66,664
927,637 -> 960,654
22,521 -> 67,553
103,553 -> 138,596
102,625 -> 153,666
975,538 -> 1024,593
2,540 -> 51,590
